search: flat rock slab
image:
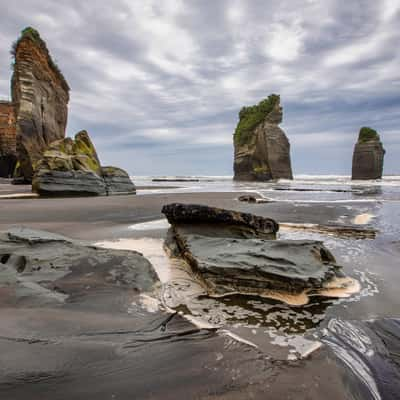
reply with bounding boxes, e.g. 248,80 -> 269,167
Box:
168,229 -> 342,295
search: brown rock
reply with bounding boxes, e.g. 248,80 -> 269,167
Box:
233,94 -> 293,181
11,27 -> 70,182
0,101 -> 17,177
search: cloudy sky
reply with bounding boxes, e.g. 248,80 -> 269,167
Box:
1,0 -> 399,176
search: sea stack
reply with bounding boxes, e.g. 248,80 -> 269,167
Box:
233,94 -> 293,181
352,127 -> 385,180
11,27 -> 70,183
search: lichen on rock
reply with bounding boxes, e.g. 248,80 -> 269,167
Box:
32,130 -> 135,196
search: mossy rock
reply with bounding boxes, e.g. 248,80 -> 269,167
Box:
234,94 -> 280,146
358,127 -> 380,143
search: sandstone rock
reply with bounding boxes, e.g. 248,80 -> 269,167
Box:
352,127 -> 385,180
233,94 -> 293,181
163,203 -> 355,300
11,27 -> 70,182
0,101 -> 17,178
32,130 -> 135,196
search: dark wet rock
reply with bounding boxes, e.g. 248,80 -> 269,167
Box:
238,194 -> 258,203
0,227 -> 158,306
163,203 -> 348,297
32,131 -> 135,196
233,94 -> 293,181
238,194 -> 271,204
167,232 -> 343,296
101,166 -> 136,195
162,203 -> 278,239
352,127 -> 385,180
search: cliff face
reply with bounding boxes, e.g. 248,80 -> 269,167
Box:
0,101 -> 17,177
233,95 -> 293,181
11,27 -> 70,182
352,127 -> 385,180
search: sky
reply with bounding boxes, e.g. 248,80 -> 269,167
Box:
0,0 -> 399,176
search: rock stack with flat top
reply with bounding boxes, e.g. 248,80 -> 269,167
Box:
352,127 -> 385,180
233,94 -> 293,181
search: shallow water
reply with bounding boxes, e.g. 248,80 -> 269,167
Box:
109,175 -> 400,398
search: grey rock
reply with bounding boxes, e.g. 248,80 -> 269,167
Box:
163,203 -> 348,297
101,166 -> 136,195
33,169 -> 107,196
0,227 -> 158,306
352,141 -> 385,180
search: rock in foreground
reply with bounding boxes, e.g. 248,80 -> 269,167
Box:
352,127 -> 385,180
233,94 -> 293,181
163,203 -> 355,301
162,203 -> 278,239
32,130 -> 135,196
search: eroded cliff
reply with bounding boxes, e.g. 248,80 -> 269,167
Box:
11,27 -> 70,182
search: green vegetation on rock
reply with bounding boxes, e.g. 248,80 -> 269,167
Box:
10,27 -> 70,92
358,127 -> 380,143
234,94 -> 280,145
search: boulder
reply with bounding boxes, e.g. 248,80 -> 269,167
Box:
11,27 -> 70,182
162,203 -> 278,239
102,166 -> 136,195
32,130 -> 135,196
352,127 -> 385,180
163,203 -> 354,300
233,94 -> 293,181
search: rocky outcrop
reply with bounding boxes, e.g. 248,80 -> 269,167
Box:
163,203 -> 357,302
11,27 -> 70,182
0,101 -> 17,178
233,94 -> 293,181
162,203 -> 278,239
352,127 -> 385,180
32,130 -> 136,196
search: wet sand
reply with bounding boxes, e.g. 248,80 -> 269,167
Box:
1,187 -> 399,399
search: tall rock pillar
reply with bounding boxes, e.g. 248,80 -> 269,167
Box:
352,127 -> 385,180
11,27 -> 70,182
233,94 -> 293,181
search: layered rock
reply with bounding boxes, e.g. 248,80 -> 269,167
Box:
0,101 -> 17,177
163,203 -> 356,301
11,27 -> 70,182
352,127 -> 385,180
233,94 -> 293,181
32,130 -> 136,196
